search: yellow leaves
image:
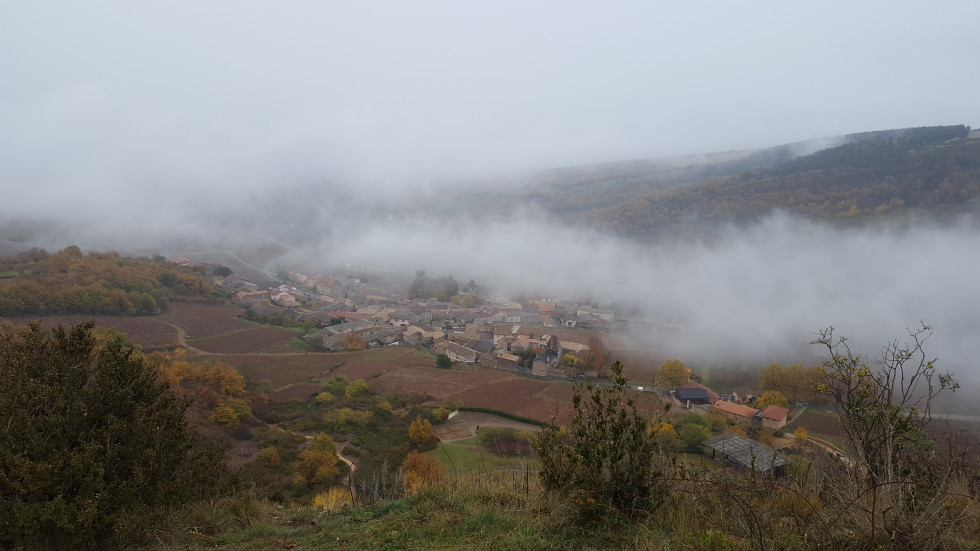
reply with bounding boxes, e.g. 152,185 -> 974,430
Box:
755,390 -> 790,411
648,420 -> 677,437
344,378 -> 369,399
401,451 -> 445,494
342,331 -> 364,351
312,487 -> 353,510
409,416 -> 433,447
793,426 -> 809,443
294,433 -> 341,486
208,398 -> 251,426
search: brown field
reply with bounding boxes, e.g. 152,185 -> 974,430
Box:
703,369 -> 759,394
786,408 -> 844,442
162,301 -> 252,338
0,315 -> 178,349
217,354 -> 341,388
190,327 -> 299,354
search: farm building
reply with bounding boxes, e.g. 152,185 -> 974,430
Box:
675,387 -> 710,406
759,405 -> 790,430
712,400 -> 760,424
678,382 -> 720,404
703,432 -> 788,475
732,386 -> 758,404
435,341 -> 478,363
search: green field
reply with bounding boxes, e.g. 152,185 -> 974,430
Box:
426,437 -> 539,475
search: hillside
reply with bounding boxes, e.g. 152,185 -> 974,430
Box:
573,125 -> 979,237
0,246 -> 220,316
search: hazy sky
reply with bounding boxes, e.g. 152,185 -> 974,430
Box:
3,1 -> 979,197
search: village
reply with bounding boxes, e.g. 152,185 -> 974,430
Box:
207,262 -> 802,474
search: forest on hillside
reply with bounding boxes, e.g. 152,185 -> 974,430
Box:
0,246 -> 218,316
581,125 -> 980,236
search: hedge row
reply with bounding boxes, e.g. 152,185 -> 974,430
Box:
457,406 -> 549,427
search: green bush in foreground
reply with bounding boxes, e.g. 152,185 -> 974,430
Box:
0,322 -> 226,549
534,361 -> 669,522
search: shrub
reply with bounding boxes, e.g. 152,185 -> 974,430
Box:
435,353 -> 453,369
293,434 -> 341,487
401,451 -> 445,493
0,322 -> 225,548
533,361 -> 669,520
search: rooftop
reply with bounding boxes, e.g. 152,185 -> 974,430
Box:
713,400 -> 761,418
703,432 -> 788,472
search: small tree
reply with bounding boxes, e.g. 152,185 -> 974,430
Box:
0,322 -> 224,547
342,331 -> 365,351
754,390 -> 790,411
812,324 -> 958,486
409,416 -> 433,448
534,361 -> 669,519
402,451 -> 445,493
435,353 -> 453,369
792,426 -> 809,444
294,433 -> 341,486
655,358 -> 689,388
344,378 -> 369,399
584,336 -> 604,373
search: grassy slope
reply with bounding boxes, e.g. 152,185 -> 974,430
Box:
426,437 -> 538,475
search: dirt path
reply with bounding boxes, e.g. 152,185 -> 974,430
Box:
158,321 -> 211,357
432,411 -> 542,443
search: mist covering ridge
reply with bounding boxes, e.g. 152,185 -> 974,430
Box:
3,128 -> 980,399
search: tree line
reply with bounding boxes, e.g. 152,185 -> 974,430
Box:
0,246 -> 219,316
586,125 -> 980,235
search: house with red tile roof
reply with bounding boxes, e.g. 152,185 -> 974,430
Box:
760,405 -> 790,430
712,400 -> 761,424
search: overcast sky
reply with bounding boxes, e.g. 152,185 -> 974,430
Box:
3,1 -> 979,197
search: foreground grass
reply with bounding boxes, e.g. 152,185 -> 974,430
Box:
139,462 -> 980,551
148,477 -> 659,551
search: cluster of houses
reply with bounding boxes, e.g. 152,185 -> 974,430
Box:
215,270 -> 614,375
672,383 -> 791,430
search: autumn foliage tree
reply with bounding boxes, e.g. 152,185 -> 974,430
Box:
655,359 -> 689,388
409,416 -> 434,449
584,336 -> 604,374
754,390 -> 790,411
145,351 -> 253,425
401,451 -> 445,493
294,433 -> 341,487
342,331 -> 365,351
0,247 -> 217,316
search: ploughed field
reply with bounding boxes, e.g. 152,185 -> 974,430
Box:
0,315 -> 178,349
190,327 -> 300,354
161,301 -> 253,338
8,302 -> 669,425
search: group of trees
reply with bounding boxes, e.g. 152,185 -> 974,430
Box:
654,358 -> 689,388
145,350 -> 257,427
408,270 -> 459,302
758,362 -> 827,402
0,246 -> 218,316
0,322 -> 227,548
586,125 -> 980,236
